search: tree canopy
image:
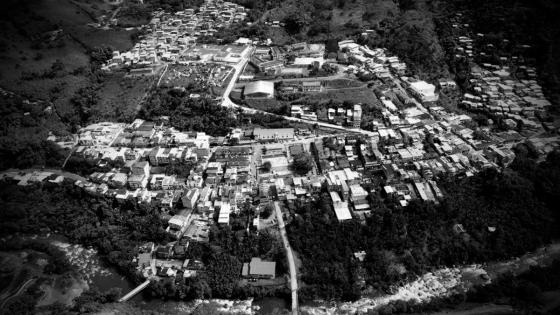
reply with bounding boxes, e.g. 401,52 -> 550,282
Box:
292,152 -> 314,175
287,149 -> 560,302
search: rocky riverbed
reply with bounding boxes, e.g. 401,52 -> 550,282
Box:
301,243 -> 560,315
51,241 -> 112,284
98,298 -> 259,314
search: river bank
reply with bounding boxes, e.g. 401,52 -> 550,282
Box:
26,234 -> 288,314
300,242 -> 560,315
30,233 -> 560,314
27,235 -> 134,308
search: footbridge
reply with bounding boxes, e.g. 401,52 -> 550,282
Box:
118,280 -> 151,302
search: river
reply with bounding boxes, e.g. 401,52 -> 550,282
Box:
37,234 -> 291,313
43,233 -> 560,314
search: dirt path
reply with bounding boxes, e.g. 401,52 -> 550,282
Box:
0,278 -> 36,311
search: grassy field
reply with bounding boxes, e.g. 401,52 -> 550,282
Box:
323,78 -> 366,89
246,99 -> 287,114
301,86 -> 378,105
94,73 -> 155,122
116,4 -> 153,27
0,0 -> 142,131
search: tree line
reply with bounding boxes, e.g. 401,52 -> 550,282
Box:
0,180 -> 172,282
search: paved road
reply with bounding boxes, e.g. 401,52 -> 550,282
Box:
156,63 -> 169,87
274,201 -> 298,315
222,53 -> 251,109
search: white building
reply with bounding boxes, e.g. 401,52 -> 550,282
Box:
409,81 -> 439,102
244,80 -> 275,99
218,202 -> 231,225
253,128 -> 294,141
182,188 -> 200,210
330,191 -> 352,221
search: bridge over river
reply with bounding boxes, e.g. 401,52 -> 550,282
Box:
118,280 -> 151,302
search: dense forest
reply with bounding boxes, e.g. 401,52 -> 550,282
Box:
287,148 -> 560,302
0,180 -> 172,282
0,94 -> 69,171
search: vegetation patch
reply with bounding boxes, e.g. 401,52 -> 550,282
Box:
287,149 -> 560,302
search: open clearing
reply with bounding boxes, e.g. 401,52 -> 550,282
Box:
94,73 -> 156,122
301,86 -> 378,105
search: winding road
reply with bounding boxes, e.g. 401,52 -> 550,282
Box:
0,278 -> 36,311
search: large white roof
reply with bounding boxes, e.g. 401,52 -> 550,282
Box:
244,80 -> 274,96
334,203 -> 352,221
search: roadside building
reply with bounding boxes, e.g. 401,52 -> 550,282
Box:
353,104 -> 362,128
301,81 -> 322,93
244,80 -> 275,99
253,128 -> 294,141
241,257 -> 276,279
293,57 -> 324,68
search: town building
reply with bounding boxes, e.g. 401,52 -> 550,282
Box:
409,81 -> 439,103
301,81 -> 322,93
330,191 -> 352,221
241,257 -> 276,279
253,128 -> 294,141
244,80 -> 275,99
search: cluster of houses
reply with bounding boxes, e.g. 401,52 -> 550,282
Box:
340,40 -> 406,79
47,120 -> 296,281
462,65 -> 550,132
450,13 -> 553,133
268,40 -> 439,127
103,0 -> 249,71
291,99 -> 524,210
290,104 -> 363,127
286,111 -> 516,213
